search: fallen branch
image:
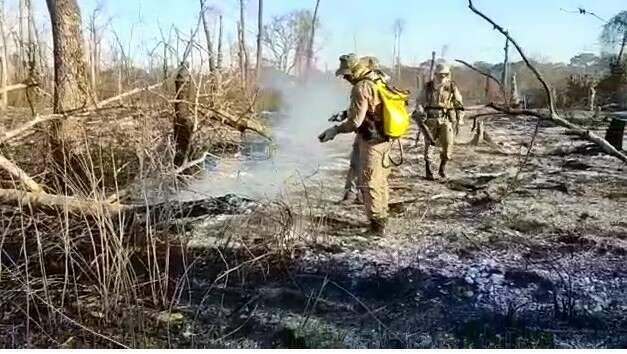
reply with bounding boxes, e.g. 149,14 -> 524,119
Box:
0,114 -> 63,145
0,188 -> 127,215
203,106 -> 271,139
487,104 -> 627,162
468,0 -> 627,163
0,82 -> 38,95
0,155 -> 44,193
96,82 -> 165,108
0,187 -> 257,219
174,151 -> 221,174
0,83 -> 167,146
455,59 -> 507,101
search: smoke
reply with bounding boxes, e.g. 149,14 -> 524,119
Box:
180,72 -> 355,200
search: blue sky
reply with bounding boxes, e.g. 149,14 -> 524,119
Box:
41,0 -> 627,68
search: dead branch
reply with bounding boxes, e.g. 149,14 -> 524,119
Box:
174,151 -> 220,174
468,0 -> 627,163
0,187 -> 256,220
0,154 -> 44,193
0,83 -> 165,146
455,59 -> 507,101
0,82 -> 38,95
206,106 -> 271,139
96,82 -> 164,108
487,104 -> 627,163
0,188 -> 127,215
468,0 -> 555,115
0,114 -> 63,145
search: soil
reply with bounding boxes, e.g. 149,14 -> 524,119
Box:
167,110 -> 627,348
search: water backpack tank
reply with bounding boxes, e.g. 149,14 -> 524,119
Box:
374,79 -> 410,138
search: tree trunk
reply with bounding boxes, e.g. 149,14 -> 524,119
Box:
25,0 -> 39,115
0,0 -> 9,110
428,51 -> 436,81
501,38 -> 509,104
238,0 -> 249,88
199,0 -> 215,73
237,21 -> 245,89
605,115 -> 626,151
88,11 -> 99,100
173,64 -> 193,167
255,0 -> 263,81
18,0 -> 25,78
510,73 -> 521,107
616,31 -> 626,67
588,84 -> 596,112
216,15 -> 223,93
306,0 -> 321,76
45,0 -> 94,187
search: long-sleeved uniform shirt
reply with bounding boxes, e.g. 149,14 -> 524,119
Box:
336,74 -> 382,134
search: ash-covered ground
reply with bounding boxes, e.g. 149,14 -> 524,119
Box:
175,110 -> 626,348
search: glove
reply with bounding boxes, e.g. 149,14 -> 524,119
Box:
318,126 -> 338,143
328,110 -> 348,122
411,110 -> 426,122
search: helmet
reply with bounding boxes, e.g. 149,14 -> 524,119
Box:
359,56 -> 380,70
434,63 -> 451,75
335,53 -> 359,77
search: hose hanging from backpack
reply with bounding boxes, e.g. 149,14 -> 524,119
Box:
383,138 -> 404,168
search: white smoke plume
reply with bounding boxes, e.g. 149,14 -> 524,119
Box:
180,72 -> 356,200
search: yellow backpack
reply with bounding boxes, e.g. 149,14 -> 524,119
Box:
373,79 -> 410,138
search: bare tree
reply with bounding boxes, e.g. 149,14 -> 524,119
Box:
305,0 -> 320,75
601,11 -> 627,66
263,13 -> 299,73
501,38 -> 509,101
18,0 -> 25,77
428,51 -> 436,81
238,0 -> 250,87
217,15 -> 223,70
45,0 -> 94,177
0,0 -> 9,110
87,5 -> 103,98
199,0 -> 216,73
256,0 -> 263,80
392,18 -> 404,81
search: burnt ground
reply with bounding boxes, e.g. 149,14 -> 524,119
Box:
5,108 -> 622,348
165,110 -> 627,349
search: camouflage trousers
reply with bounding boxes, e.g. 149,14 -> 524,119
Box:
424,116 -> 454,163
344,136 -> 360,195
357,135 -> 392,222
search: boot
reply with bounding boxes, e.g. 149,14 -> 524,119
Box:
355,192 -> 364,205
339,191 -> 357,205
368,218 -> 386,236
425,160 -> 435,181
438,160 -> 448,179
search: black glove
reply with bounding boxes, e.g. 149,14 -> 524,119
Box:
328,110 -> 348,122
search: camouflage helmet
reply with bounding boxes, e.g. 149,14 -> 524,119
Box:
359,56 -> 380,70
335,53 -> 359,77
434,63 -> 451,75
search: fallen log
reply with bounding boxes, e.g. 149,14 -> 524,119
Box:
487,103 -> 627,163
0,155 -> 44,193
0,187 -> 257,219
